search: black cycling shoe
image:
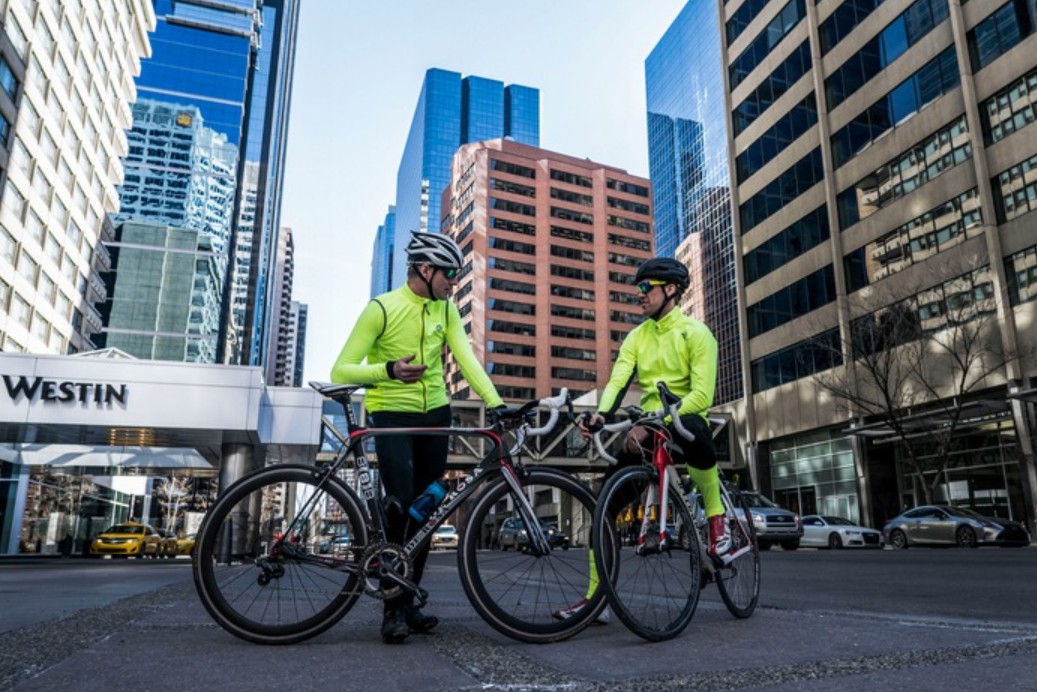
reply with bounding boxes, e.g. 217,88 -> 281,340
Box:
381,608 -> 409,644
403,603 -> 439,634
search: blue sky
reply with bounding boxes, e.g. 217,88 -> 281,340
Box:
280,1 -> 687,381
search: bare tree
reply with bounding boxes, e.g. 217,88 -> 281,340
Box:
154,476 -> 191,531
813,265 -> 1017,504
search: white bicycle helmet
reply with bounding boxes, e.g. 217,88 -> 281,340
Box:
405,231 -> 464,269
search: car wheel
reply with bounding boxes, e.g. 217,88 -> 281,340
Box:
889,529 -> 908,549
956,526 -> 978,548
782,540 -> 799,551
828,533 -> 843,549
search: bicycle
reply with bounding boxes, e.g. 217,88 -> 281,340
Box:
588,382 -> 760,641
192,383 -> 606,645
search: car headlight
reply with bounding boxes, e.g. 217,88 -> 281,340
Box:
751,512 -> 764,524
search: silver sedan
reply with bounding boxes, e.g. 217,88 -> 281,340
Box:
801,515 -> 884,549
882,505 -> 1031,548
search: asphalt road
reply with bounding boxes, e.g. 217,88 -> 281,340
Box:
2,547 -> 1036,690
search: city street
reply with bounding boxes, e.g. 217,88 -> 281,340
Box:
2,547 -> 1036,691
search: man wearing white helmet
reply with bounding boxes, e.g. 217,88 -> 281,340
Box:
332,231 -> 504,644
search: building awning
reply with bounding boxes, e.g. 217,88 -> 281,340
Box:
0,444 -> 214,469
842,399 -> 1012,441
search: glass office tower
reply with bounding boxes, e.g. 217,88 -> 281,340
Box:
386,69 -> 539,287
105,0 -> 298,367
646,0 -> 742,404
370,205 -> 395,299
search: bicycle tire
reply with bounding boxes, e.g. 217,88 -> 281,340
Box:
458,468 -> 604,643
592,465 -> 702,642
714,490 -> 760,618
193,465 -> 368,644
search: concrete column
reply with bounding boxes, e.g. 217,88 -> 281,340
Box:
218,442 -> 258,561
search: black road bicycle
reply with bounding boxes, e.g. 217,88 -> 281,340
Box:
192,383 -> 605,645
589,382 -> 760,641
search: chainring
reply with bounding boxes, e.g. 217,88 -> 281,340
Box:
359,542 -> 413,600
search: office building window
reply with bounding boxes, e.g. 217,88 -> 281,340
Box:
819,0 -> 888,54
837,116 -> 971,228
734,42 -> 811,137
550,187 -> 593,206
992,152 -> 1037,223
606,179 -> 649,197
490,159 -> 535,178
739,148 -> 824,233
551,244 -> 594,262
490,197 -> 535,216
489,178 -> 535,197
1005,245 -> 1037,305
490,217 -> 535,236
727,0 -> 773,44
489,237 -> 535,254
730,0 -> 807,89
744,205 -> 829,284
831,47 -> 959,168
981,68 -> 1037,144
968,0 -> 1036,72
736,94 -> 817,183
750,328 -> 842,392
550,169 -> 592,187
489,257 -> 535,275
843,188 -> 982,291
550,206 -> 593,225
825,0 -> 949,110
747,265 -> 836,337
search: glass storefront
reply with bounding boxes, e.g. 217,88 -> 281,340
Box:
768,431 -> 859,521
1,462 -> 217,555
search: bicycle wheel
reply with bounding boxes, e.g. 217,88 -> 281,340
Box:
193,465 -> 368,644
592,465 -> 701,642
715,490 -> 760,618
459,468 -> 603,644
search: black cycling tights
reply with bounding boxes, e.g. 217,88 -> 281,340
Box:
367,404 -> 451,609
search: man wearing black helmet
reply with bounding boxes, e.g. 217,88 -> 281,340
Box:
556,256 -> 726,621
332,231 -> 504,644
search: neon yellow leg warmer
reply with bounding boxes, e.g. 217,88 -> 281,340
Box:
688,465 -> 724,518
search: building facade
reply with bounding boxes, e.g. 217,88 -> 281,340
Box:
369,204 -> 394,298
106,0 -> 299,369
440,138 -> 654,402
0,0 -> 155,355
647,2 -> 743,406
718,0 -> 1037,530
264,225 -> 304,386
383,68 -> 540,288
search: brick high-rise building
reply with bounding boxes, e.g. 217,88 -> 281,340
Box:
440,139 -> 654,402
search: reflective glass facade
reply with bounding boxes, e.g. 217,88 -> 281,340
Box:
387,69 -> 539,287
646,0 -> 742,404
110,0 -> 299,368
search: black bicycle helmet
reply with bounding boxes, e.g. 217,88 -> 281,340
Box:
405,231 -> 464,269
634,257 -> 690,290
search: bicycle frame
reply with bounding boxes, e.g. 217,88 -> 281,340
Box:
271,388 -> 565,597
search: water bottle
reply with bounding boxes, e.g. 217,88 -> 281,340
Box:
409,479 -> 449,522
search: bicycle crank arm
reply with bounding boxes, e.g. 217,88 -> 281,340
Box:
377,568 -> 428,605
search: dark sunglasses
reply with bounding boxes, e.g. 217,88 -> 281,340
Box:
432,266 -> 459,280
637,279 -> 667,294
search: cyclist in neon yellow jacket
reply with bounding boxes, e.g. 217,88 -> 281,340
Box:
558,257 -> 728,621
332,231 -> 503,644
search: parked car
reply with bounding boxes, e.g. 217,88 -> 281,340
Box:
736,492 -> 802,550
801,515 -> 884,549
155,529 -> 180,558
175,532 -> 196,556
88,522 -> 163,558
431,524 -> 459,550
498,517 -> 569,551
883,505 -> 1031,549
318,534 -> 352,555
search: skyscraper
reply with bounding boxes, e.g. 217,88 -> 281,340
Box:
646,1 -> 742,404
104,0 -> 298,368
718,0 -> 1037,530
440,138 -> 654,401
0,1 -> 155,355
369,205 -> 395,298
383,68 -> 540,288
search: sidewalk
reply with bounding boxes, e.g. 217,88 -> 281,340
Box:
3,553 -> 1037,691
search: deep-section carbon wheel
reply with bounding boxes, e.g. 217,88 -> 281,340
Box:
458,468 -> 602,643
715,491 -> 760,618
592,465 -> 701,642
192,465 -> 368,644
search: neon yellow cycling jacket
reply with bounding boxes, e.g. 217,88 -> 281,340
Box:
598,307 -> 717,420
331,284 -> 503,413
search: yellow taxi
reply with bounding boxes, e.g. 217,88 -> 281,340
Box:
89,522 -> 163,558
175,532 -> 197,556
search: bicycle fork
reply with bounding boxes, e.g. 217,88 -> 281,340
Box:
501,463 -> 553,556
